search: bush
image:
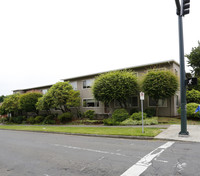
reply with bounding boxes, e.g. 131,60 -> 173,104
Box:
84,110 -> 95,120
178,103 -> 200,119
103,118 -> 120,126
58,112 -> 73,123
144,108 -> 156,117
27,117 -> 35,124
131,112 -> 147,121
43,115 -> 56,124
9,116 -> 25,124
0,117 -> 9,124
120,117 -> 158,125
129,108 -> 139,115
112,109 -> 129,122
34,116 -> 45,124
187,89 -> 200,104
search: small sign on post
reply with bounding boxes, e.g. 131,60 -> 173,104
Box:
140,92 -> 145,133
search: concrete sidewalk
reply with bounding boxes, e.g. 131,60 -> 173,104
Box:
155,125 -> 200,142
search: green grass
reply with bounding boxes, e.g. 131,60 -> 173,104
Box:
0,125 -> 162,137
158,117 -> 200,125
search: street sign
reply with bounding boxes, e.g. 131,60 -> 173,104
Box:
186,78 -> 198,86
140,92 -> 145,100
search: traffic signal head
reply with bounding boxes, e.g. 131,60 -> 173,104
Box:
182,0 -> 190,16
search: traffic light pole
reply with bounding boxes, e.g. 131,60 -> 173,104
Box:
178,15 -> 189,135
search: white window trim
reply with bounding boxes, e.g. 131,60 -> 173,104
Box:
82,79 -> 95,89
82,98 -> 100,108
70,81 -> 78,90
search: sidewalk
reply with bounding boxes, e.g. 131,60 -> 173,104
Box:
155,125 -> 200,142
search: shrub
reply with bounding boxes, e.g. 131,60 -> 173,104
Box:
187,89 -> 200,104
178,103 -> 200,119
144,108 -> 156,117
112,109 -> 129,122
129,108 -> 139,115
58,112 -> 73,123
43,115 -> 56,124
27,117 -> 35,124
0,117 -> 9,124
103,118 -> 120,126
120,117 -> 158,125
131,112 -> 147,121
9,116 -> 25,124
84,110 -> 95,120
34,116 -> 45,124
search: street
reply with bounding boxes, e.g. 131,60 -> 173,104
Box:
0,130 -> 200,176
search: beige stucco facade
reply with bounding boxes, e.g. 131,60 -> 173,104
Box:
13,60 -> 180,117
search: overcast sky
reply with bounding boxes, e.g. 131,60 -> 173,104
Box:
0,0 -> 199,96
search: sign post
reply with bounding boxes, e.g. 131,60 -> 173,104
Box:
140,92 -> 145,133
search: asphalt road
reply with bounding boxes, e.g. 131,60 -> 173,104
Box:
0,130 -> 200,176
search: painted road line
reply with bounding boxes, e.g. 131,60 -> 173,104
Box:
52,143 -> 127,157
121,141 -> 175,176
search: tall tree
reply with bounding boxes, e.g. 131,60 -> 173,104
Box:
19,92 -> 42,115
186,41 -> 200,76
142,70 -> 178,116
0,94 -> 21,116
0,95 -> 5,103
92,70 -> 139,108
42,82 -> 80,113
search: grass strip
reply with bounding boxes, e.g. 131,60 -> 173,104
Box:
0,125 -> 162,137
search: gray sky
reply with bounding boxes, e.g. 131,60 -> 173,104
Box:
0,0 -> 199,96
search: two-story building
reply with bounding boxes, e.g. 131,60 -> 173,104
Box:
13,60 -> 180,117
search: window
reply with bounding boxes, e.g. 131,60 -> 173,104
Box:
70,81 -> 77,90
83,99 -> 99,107
42,89 -> 48,94
83,79 -> 94,89
176,95 -> 179,107
149,97 -> 167,107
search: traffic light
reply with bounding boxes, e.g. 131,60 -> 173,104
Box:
182,0 -> 190,16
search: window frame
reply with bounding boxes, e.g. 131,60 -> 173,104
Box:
82,98 -> 100,108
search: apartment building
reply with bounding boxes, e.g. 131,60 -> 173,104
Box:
13,60 -> 180,117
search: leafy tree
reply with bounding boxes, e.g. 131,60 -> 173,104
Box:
142,70 -> 178,116
19,92 -> 42,114
92,70 -> 139,108
0,95 -> 5,103
36,94 -> 53,114
42,82 -> 80,113
186,89 -> 200,104
186,41 -> 200,76
0,94 -> 21,116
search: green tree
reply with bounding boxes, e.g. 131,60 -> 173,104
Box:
0,94 -> 21,116
92,70 -> 139,108
42,82 -> 80,112
186,41 -> 200,76
142,70 -> 178,116
36,94 -> 52,115
186,89 -> 200,104
0,95 -> 5,103
19,92 -> 42,114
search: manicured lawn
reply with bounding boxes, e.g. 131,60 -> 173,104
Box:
158,117 -> 200,125
0,125 -> 162,137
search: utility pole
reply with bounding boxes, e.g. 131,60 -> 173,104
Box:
174,0 -> 190,135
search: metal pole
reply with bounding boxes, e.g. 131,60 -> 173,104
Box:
141,100 -> 144,133
178,15 -> 189,135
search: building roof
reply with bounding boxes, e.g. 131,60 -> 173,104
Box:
62,60 -> 179,81
13,60 -> 179,92
13,84 -> 53,92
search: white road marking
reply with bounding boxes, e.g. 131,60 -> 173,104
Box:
121,141 -> 175,176
175,162 -> 187,172
52,144 -> 126,157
